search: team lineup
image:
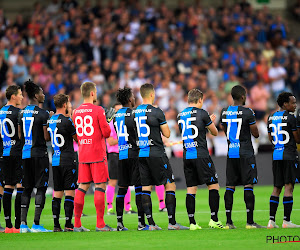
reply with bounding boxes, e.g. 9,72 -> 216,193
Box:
0,80 -> 299,233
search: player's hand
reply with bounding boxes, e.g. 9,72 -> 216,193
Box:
49,111 -> 54,117
105,107 -> 116,123
210,114 -> 216,122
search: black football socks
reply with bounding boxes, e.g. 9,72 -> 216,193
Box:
166,191 -> 176,225
269,195 -> 279,222
224,187 -> 235,224
244,187 -> 255,224
209,189 -> 220,222
186,193 -> 196,225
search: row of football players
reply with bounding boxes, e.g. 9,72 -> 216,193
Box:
108,83 -> 300,230
0,80 -> 299,233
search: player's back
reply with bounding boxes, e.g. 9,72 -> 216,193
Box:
268,110 -> 298,160
0,105 -> 21,156
73,103 -> 110,163
178,107 -> 212,159
114,107 -> 138,160
19,104 -> 49,159
47,114 -> 76,166
221,105 -> 256,158
133,104 -> 166,158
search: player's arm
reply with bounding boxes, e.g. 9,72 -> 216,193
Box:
158,108 -> 170,138
268,132 -> 273,144
207,123 -> 218,136
67,117 -> 78,142
160,123 -> 170,138
290,115 -> 300,144
248,109 -> 259,138
250,124 -> 259,138
72,134 -> 78,142
43,111 -> 51,141
107,120 -> 118,145
43,126 -> 51,141
99,107 -> 111,138
293,131 -> 300,144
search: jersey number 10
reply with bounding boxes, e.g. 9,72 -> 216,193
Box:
0,118 -> 15,138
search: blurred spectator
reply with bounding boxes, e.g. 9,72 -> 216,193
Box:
12,55 -> 29,86
268,60 -> 287,98
250,80 -> 270,121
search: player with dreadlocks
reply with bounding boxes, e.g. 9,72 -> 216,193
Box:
113,87 -> 148,231
18,80 -> 52,233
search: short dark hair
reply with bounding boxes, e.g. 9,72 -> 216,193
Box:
188,89 -> 203,104
231,85 -> 246,101
116,87 -> 132,106
80,81 -> 96,98
6,85 -> 21,100
277,92 -> 294,108
53,94 -> 69,108
24,79 -> 41,100
140,83 -> 154,98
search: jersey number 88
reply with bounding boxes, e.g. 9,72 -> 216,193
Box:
75,115 -> 94,137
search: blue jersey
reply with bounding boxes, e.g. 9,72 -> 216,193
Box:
268,110 -> 298,161
18,105 -> 49,159
177,107 -> 212,159
0,105 -> 21,156
133,104 -> 167,158
221,106 -> 256,158
47,114 -> 76,166
113,107 -> 138,160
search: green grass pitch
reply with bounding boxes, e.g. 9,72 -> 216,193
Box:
1,185 -> 300,249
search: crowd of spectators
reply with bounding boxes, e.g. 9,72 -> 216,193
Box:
0,0 -> 300,155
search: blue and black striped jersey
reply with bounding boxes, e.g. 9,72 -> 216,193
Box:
18,105 -> 49,159
133,104 -> 167,158
221,106 -> 256,158
267,110 -> 298,161
0,105 -> 22,156
177,107 -> 212,159
113,107 -> 138,160
47,114 -> 76,166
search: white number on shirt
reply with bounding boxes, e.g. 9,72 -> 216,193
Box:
222,118 -> 242,140
0,118 -> 15,138
47,127 -> 65,147
75,115 -> 94,137
269,123 -> 289,145
178,117 -> 198,140
114,120 -> 129,141
22,117 -> 34,138
134,116 -> 150,137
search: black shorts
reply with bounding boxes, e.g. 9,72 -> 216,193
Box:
53,161 -> 78,191
118,158 -> 141,187
226,156 -> 258,186
0,157 -> 4,188
23,156 -> 49,189
108,153 -> 118,180
139,156 -> 174,186
273,160 -> 298,187
184,157 -> 218,187
2,156 -> 23,186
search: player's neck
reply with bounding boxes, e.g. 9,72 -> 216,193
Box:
232,101 -> 243,106
188,104 -> 201,109
142,98 -> 153,105
29,99 -> 40,106
55,108 -> 66,116
83,98 -> 94,104
6,101 -> 17,107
